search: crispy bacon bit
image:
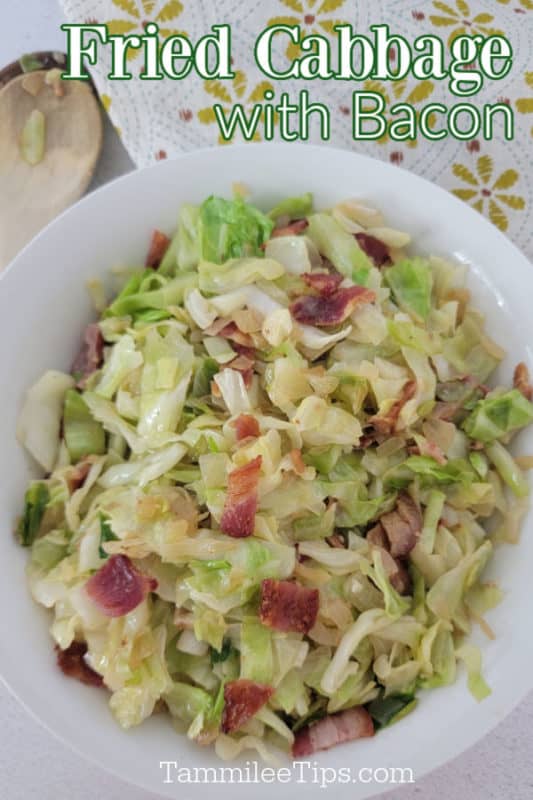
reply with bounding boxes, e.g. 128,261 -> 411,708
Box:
379,493 -> 422,558
56,641 -> 104,688
290,286 -> 375,327
368,379 -> 417,436
514,362 -> 533,401
302,272 -> 343,296
292,706 -> 374,757
233,414 -> 260,441
145,229 -> 171,269
66,458 -> 92,494
220,456 -> 262,538
260,579 -> 319,634
71,323 -> 104,388
221,679 -> 274,734
366,523 -> 411,595
271,219 -> 309,238
290,448 -> 306,475
86,555 -> 157,618
354,233 -> 391,267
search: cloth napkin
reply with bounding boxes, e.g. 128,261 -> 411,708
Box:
60,0 -> 533,258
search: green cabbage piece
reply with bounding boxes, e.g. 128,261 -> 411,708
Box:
385,258 -> 433,322
210,637 -> 233,665
98,513 -> 118,559
198,195 -> 273,264
327,669 -> 379,713
456,643 -> 491,701
194,608 -> 227,651
469,451 -> 489,479
486,441 -> 529,498
303,445 -> 342,475
273,669 -> 309,715
405,456 -> 475,486
368,692 -> 417,729
18,483 -> 50,547
418,622 -> 456,688
109,626 -> 172,729
268,193 -> 313,220
164,680 -> 214,727
63,389 -> 106,462
291,503 -> 336,541
160,204 -> 200,275
105,271 -> 197,318
442,314 -> 502,382
419,490 -> 446,553
198,257 -> 284,295
463,389 -> 533,443
306,213 -> 372,284
426,541 -> 492,623
94,334 -> 143,400
387,319 -> 436,355
31,529 -> 69,571
240,617 -> 273,684
137,327 -> 194,447
361,551 -> 411,618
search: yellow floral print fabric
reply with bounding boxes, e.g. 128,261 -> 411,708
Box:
60,0 -> 532,257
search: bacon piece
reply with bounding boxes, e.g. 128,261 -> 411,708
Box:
259,578 -> 319,634
380,493 -> 422,559
145,229 -> 171,269
221,679 -> 274,734
514,362 -> 533,401
290,449 -> 306,475
302,272 -> 343,297
366,523 -> 411,595
65,458 -> 92,494
292,707 -> 374,757
86,555 -> 157,618
220,456 -> 262,538
56,641 -> 104,688
367,379 -> 417,436
355,233 -> 391,267
233,414 -> 260,441
71,323 -> 104,388
231,342 -> 255,360
271,219 -> 309,238
290,286 -> 375,327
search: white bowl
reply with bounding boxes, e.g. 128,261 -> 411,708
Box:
1,144 -> 532,799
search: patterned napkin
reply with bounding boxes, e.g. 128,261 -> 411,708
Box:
60,0 -> 533,258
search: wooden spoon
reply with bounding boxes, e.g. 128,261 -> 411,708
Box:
0,62 -> 103,269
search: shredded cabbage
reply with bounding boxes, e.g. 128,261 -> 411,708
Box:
15,191 -> 530,761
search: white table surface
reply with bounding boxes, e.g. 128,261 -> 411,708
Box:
1,3 -> 532,799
